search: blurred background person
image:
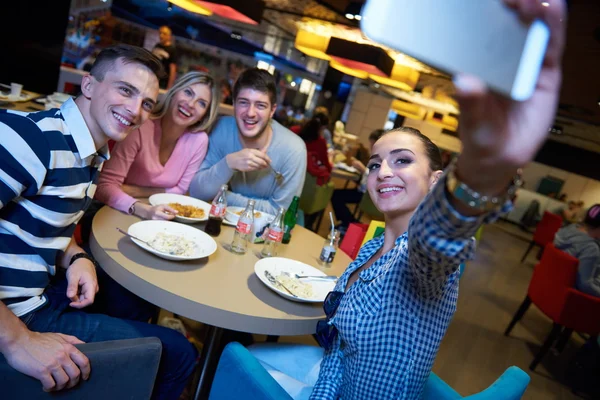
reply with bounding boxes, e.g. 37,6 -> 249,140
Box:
299,115 -> 332,184
554,204 -> 600,297
314,106 -> 333,149
152,25 -> 178,89
331,129 -> 385,234
220,78 -> 233,105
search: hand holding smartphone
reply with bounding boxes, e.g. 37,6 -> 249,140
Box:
360,0 -> 550,101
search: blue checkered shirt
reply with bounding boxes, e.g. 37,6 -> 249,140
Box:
310,176 -> 510,400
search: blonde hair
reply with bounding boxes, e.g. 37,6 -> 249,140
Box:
152,71 -> 220,133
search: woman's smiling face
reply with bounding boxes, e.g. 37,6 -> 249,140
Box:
367,132 -> 441,218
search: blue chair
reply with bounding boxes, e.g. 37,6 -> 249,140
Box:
423,366 -> 530,400
209,342 -> 530,400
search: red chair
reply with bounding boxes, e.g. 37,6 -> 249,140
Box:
505,244 -> 600,370
520,211 -> 563,262
339,223 -> 368,259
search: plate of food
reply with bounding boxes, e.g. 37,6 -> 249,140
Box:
225,206 -> 274,231
254,257 -> 337,303
149,193 -> 211,223
0,91 -> 38,103
126,220 -> 217,261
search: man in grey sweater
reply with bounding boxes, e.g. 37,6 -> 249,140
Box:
190,68 -> 306,215
554,204 -> 600,297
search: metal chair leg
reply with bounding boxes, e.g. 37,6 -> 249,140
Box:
504,296 -> 532,336
554,328 -> 574,353
530,323 -> 563,371
521,241 -> 536,263
315,210 -> 325,232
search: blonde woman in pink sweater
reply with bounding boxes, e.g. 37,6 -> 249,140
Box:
96,71 -> 219,219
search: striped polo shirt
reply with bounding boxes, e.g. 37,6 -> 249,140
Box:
0,99 -> 108,317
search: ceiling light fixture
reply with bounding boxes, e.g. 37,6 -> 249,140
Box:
167,2 -> 173,11
344,1 -> 363,21
168,0 -> 211,16
295,30 -> 332,61
369,63 -> 420,91
195,0 -> 265,25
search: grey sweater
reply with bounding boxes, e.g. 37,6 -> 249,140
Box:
189,116 -> 307,214
554,224 -> 600,297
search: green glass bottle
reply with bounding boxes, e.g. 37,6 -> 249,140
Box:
282,196 -> 300,244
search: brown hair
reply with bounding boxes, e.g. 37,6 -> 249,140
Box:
233,68 -> 277,106
382,127 -> 443,171
90,44 -> 164,82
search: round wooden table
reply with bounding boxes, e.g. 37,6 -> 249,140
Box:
89,205 -> 351,399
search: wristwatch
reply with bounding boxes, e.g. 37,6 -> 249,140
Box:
445,161 -> 521,212
69,252 -> 99,268
128,202 -> 137,215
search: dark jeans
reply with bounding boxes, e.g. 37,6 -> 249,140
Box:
331,189 -> 363,227
20,269 -> 198,400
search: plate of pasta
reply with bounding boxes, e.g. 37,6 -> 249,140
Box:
127,220 -> 217,261
254,257 -> 336,303
149,193 -> 210,223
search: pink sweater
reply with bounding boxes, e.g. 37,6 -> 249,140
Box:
95,119 -> 208,213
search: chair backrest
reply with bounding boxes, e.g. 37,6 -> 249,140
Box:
422,372 -> 461,400
532,212 -> 563,246
560,288 -> 600,334
358,192 -> 384,220
528,244 -> 579,321
339,223 -> 368,259
299,174 -> 335,215
209,342 -> 293,400
361,220 -> 386,246
423,366 -> 530,400
210,343 -> 530,400
0,337 -> 162,400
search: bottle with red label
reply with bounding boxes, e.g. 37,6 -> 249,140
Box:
260,207 -> 286,258
204,184 -> 228,237
231,199 -> 256,254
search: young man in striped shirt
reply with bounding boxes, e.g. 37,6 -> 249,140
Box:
0,45 -> 197,399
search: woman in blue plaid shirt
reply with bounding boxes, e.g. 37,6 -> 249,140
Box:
249,0 -> 567,398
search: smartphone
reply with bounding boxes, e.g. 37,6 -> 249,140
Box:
360,0 -> 550,101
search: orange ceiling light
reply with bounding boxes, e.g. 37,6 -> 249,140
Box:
330,57 -> 388,78
169,0 -> 212,16
330,59 -> 369,79
295,30 -> 331,61
425,110 -> 459,131
370,64 -> 420,92
391,99 -> 426,120
195,1 -> 264,25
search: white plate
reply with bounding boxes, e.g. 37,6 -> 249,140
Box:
333,163 -> 359,174
222,219 -> 237,227
254,257 -> 336,303
127,220 -> 217,261
225,206 -> 274,232
149,193 -> 211,223
0,92 -> 37,103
